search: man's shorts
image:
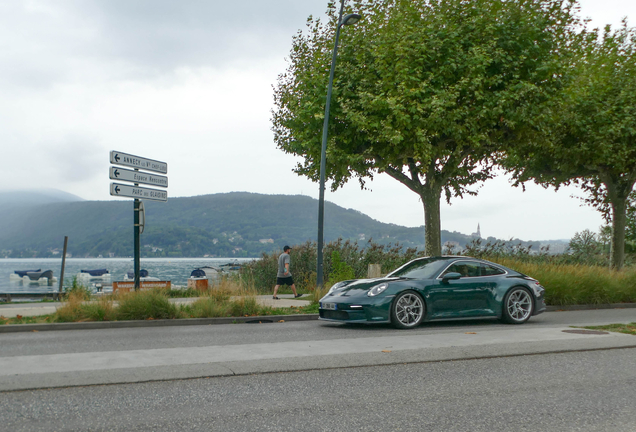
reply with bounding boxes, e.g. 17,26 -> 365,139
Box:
276,276 -> 294,285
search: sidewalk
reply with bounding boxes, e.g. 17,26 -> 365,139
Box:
0,295 -> 311,319
1,321 -> 635,392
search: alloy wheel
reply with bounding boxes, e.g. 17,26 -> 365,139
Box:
505,288 -> 533,323
393,292 -> 424,328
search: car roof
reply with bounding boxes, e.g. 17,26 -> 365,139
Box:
413,256 -> 518,271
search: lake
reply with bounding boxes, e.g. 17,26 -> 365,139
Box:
0,257 -> 256,294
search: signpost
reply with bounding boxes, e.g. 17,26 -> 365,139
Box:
109,151 -> 168,290
110,151 -> 168,174
109,167 -> 168,188
110,183 -> 168,202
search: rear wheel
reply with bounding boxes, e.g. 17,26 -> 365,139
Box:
391,291 -> 425,329
502,287 -> 534,324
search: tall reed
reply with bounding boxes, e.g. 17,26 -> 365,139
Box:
490,258 -> 636,305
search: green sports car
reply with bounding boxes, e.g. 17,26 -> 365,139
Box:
319,256 -> 546,329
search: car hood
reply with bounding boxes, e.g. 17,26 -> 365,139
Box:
327,277 -> 401,297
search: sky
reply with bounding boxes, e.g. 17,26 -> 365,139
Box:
1,0 -> 634,242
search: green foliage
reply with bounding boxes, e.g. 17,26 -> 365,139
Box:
1,192 -> 458,258
463,238 -> 537,260
462,235 -> 615,267
328,250 -> 355,283
273,0 -> 580,255
614,194 -> 636,254
115,290 -> 180,320
161,288 -> 201,298
63,276 -> 92,301
55,295 -> 117,323
240,239 -> 424,293
505,21 -> 636,269
569,229 -> 603,262
583,323 -> 636,336
490,258 -> 636,306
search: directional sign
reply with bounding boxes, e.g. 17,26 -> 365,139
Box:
110,151 -> 168,174
110,182 -> 168,202
109,167 -> 168,188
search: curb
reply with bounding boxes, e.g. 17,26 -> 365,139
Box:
545,303 -> 636,312
1,303 -> 635,334
0,314 -> 319,333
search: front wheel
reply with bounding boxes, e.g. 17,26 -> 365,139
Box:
502,287 -> 534,324
391,291 -> 425,329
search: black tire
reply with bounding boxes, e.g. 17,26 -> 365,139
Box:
502,287 -> 534,324
390,291 -> 425,329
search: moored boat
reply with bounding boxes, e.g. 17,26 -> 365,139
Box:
123,269 -> 160,282
77,269 -> 111,283
9,269 -> 57,286
9,269 -> 41,283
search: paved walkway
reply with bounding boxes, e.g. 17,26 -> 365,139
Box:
1,311 -> 635,391
0,295 -> 311,319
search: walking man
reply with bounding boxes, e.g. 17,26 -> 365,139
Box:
273,245 -> 302,299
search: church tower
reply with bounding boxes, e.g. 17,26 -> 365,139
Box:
471,223 -> 481,238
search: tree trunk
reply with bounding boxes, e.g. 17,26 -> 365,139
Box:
610,196 -> 627,270
421,185 -> 442,256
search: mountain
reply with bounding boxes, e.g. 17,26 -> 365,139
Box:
0,191 -> 535,258
0,189 -> 83,206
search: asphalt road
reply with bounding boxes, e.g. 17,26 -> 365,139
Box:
2,308 -> 635,357
1,348 -> 635,431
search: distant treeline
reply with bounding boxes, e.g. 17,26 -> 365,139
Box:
0,191 -> 539,258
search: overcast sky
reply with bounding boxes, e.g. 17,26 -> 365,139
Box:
1,0 -> 634,242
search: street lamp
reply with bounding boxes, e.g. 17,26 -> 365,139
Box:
316,1 -> 361,288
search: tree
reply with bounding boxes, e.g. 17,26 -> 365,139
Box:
273,0 -> 580,255
568,229 -> 602,260
506,22 -> 636,269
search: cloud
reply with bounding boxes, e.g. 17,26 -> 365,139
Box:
0,0 -> 329,92
45,135 -> 106,182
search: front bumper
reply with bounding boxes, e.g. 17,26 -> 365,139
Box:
318,295 -> 394,324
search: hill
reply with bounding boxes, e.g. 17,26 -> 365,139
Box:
0,191 -> 534,258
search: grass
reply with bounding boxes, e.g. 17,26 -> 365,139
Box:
0,314 -> 56,325
0,278 -> 317,326
489,258 -> 636,306
582,323 -> 636,336
8,255 -> 634,326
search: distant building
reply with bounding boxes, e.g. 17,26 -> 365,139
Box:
259,239 -> 274,244
471,223 -> 481,238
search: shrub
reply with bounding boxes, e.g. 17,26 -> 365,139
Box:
55,293 -> 116,322
116,290 -> 180,320
328,250 -> 355,283
240,239 -> 423,293
190,297 -> 231,318
489,258 -> 636,305
163,287 -> 201,298
62,276 -> 92,301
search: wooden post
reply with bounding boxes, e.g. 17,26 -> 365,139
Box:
58,236 -> 68,298
367,264 -> 382,279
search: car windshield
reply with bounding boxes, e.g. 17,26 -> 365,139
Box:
387,258 -> 450,279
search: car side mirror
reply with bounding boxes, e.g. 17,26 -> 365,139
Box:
442,272 -> 462,282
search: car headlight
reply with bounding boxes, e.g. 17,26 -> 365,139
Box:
328,281 -> 348,294
367,283 -> 388,297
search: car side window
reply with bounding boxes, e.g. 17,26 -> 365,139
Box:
481,264 -> 505,276
442,261 -> 481,278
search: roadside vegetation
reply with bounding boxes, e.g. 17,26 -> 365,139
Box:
3,233 -> 636,326
583,323 -> 636,336
240,238 -> 636,307
0,278 -> 314,326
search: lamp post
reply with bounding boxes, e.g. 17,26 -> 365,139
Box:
316,1 -> 361,288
